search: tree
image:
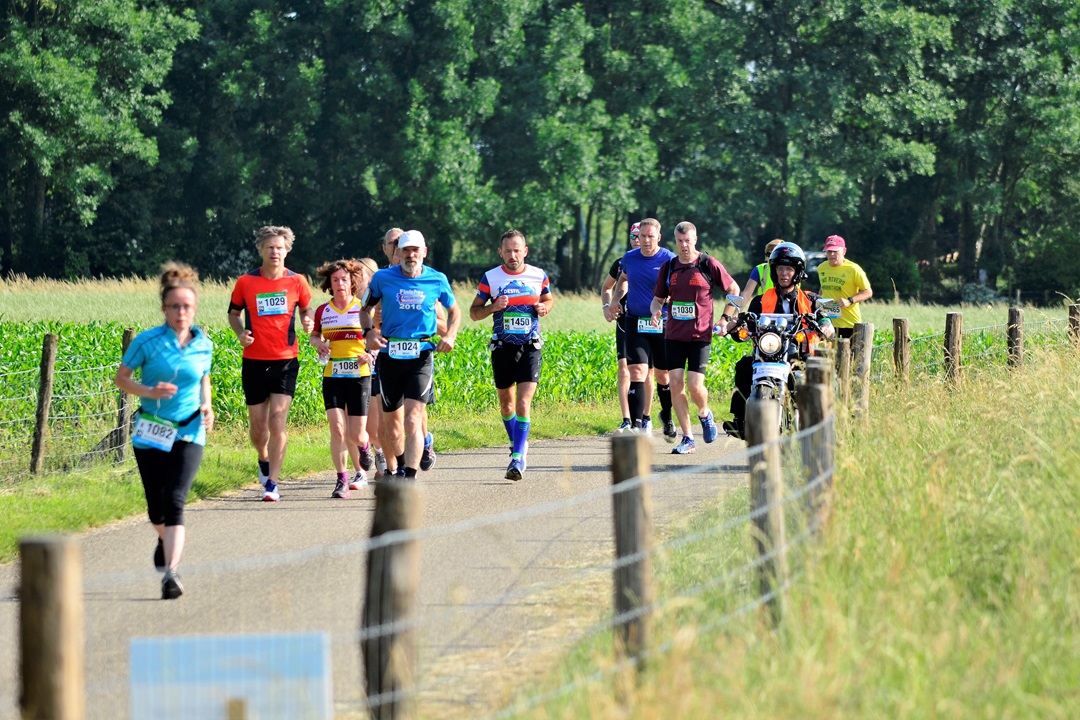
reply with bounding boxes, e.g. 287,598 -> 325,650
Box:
0,0 -> 197,276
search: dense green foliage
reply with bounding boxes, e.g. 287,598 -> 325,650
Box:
2,0 -> 1080,302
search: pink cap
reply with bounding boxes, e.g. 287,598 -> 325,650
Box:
630,222 -> 641,236
823,235 -> 846,251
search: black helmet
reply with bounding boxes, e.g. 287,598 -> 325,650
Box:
769,242 -> 807,286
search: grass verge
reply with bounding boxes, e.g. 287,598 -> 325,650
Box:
506,346 -> 1080,718
0,400 -> 621,564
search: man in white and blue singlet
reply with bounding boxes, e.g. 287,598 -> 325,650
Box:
612,218 -> 677,440
361,230 -> 461,479
470,229 -> 555,481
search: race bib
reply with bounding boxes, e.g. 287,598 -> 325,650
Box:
256,291 -> 288,316
330,357 -> 362,377
637,317 -> 663,334
502,311 -> 532,335
388,339 -> 421,360
670,302 -> 696,320
134,412 -> 178,452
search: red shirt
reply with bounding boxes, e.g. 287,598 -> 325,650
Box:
653,254 -> 735,342
229,269 -> 312,360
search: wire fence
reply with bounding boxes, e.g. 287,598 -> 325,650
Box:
4,418 -> 833,720
0,355 -> 132,483
869,315 -> 1073,384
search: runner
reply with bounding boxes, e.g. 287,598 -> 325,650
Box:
601,222 -> 654,434
816,234 -> 873,339
738,238 -> 783,302
371,227 -> 446,475
228,226 -> 314,502
114,262 -> 214,599
310,259 -> 375,499
470,229 -> 554,480
650,222 -> 739,454
361,230 -> 461,479
612,218 -> 676,439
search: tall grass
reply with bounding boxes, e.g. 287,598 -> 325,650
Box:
513,346 -> 1080,718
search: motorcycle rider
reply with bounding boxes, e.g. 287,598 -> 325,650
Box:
722,242 -> 833,439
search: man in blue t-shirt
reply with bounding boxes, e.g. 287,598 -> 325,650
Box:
611,218 -> 677,440
362,230 -> 461,479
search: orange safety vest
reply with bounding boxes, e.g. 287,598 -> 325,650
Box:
759,288 -> 819,353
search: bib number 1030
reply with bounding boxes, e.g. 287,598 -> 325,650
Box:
134,413 -> 179,452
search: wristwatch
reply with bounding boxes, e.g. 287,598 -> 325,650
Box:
601,303 -> 610,309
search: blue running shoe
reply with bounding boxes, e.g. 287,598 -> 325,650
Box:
262,479 -> 280,502
420,432 -> 436,471
672,436 -> 697,455
699,410 -> 718,443
505,456 -> 524,481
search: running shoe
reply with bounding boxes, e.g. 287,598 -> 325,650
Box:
641,417 -> 654,435
521,440 -> 529,472
420,432 -> 436,471
161,570 -> 184,600
332,479 -> 351,499
374,450 -> 388,477
394,467 -> 407,479
505,457 -> 524,481
359,445 -> 374,472
699,409 -> 718,444
153,538 -> 165,572
262,479 -> 280,502
662,419 -> 678,443
722,420 -> 742,440
350,470 -> 369,491
614,419 -> 632,435
672,436 -> 697,455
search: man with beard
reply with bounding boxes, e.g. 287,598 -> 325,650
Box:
470,229 -> 555,481
361,230 -> 461,479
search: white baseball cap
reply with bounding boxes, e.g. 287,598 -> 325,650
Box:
398,230 -> 426,249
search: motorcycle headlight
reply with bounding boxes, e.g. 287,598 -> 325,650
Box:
758,332 -> 782,355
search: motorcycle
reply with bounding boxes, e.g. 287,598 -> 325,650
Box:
724,294 -> 837,436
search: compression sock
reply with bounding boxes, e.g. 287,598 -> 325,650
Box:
628,382 -> 646,424
258,459 -> 270,477
657,383 -> 673,418
502,414 -> 517,444
512,417 -> 531,456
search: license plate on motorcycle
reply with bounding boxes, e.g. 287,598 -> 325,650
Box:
753,362 -> 790,383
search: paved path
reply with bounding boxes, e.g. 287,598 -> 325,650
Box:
0,431 -> 748,719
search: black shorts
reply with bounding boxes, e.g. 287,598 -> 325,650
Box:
836,326 -> 854,339
242,358 -> 300,406
665,339 -> 711,374
616,314 -> 628,361
379,350 -> 435,412
625,317 -> 667,369
322,376 -> 372,416
491,343 -> 542,390
134,441 -> 203,527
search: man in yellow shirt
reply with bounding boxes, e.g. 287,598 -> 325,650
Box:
816,235 -> 873,339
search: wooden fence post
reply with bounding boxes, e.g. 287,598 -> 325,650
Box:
851,323 -> 874,420
611,434 -> 655,673
835,337 -> 851,407
361,479 -> 421,720
797,376 -> 833,535
20,535 -> 85,720
944,312 -> 963,383
30,333 -> 59,475
805,356 -> 832,388
745,398 -> 787,626
892,318 -> 910,386
1007,308 -> 1024,369
1069,304 -> 1080,347
114,327 -> 137,462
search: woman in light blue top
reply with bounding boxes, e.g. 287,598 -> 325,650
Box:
114,262 -> 214,600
